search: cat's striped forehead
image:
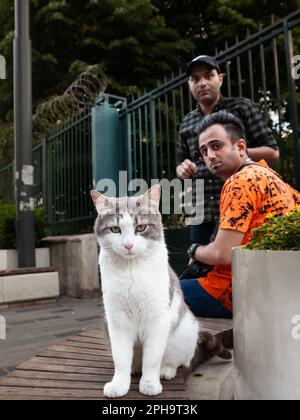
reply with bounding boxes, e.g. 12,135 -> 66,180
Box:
94,195 -> 162,240
114,196 -> 159,216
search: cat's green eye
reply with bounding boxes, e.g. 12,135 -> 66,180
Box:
110,226 -> 121,234
136,224 -> 147,233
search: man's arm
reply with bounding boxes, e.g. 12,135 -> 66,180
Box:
242,99 -> 280,163
247,146 -> 280,163
194,228 -> 245,266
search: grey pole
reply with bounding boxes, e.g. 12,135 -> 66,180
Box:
14,0 -> 36,268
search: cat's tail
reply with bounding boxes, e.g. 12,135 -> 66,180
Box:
199,331 -> 232,360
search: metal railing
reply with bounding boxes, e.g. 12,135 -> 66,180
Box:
45,107 -> 94,233
121,9 -> 300,189
33,143 -> 43,206
0,162 -> 14,203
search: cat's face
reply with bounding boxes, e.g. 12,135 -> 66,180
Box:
91,185 -> 163,259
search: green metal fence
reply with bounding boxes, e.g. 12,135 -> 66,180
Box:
33,143 -> 43,206
121,9 -> 300,189
45,107 -> 94,234
0,109 -> 94,234
0,162 -> 14,203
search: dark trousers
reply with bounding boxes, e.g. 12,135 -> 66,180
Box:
180,279 -> 232,319
185,221 -> 233,318
191,222 -> 216,245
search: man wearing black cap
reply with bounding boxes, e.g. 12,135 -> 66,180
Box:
176,54 -> 280,248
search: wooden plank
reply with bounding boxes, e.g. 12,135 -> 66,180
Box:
0,386 -> 105,399
78,331 -> 104,339
1,377 -> 185,393
59,340 -> 111,352
124,391 -> 188,400
8,369 -> 186,386
9,370 -> 113,383
38,350 -> 114,364
0,377 -> 104,390
66,336 -> 108,346
50,344 -> 112,357
45,344 -> 112,357
14,364 -> 185,390
0,396 -> 100,400
18,356 -> 114,370
0,386 -> 187,400
15,362 -> 113,375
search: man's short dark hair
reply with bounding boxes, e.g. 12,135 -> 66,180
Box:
197,111 -> 247,144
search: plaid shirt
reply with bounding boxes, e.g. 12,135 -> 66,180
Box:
177,96 -> 279,224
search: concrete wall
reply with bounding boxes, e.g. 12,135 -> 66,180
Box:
43,234 -> 100,299
232,248 -> 300,400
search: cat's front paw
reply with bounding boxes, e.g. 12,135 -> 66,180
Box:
160,366 -> 177,380
103,381 -> 130,398
139,379 -> 162,396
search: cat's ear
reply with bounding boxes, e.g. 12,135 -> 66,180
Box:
140,184 -> 161,212
90,190 -> 115,214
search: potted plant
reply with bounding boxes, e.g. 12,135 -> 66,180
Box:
232,207 -> 300,400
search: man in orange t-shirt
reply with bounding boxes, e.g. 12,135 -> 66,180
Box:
180,111 -> 300,318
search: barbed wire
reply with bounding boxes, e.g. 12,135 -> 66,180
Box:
33,64 -> 107,140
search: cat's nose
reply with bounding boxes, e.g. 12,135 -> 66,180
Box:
124,244 -> 133,251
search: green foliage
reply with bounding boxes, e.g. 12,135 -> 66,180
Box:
0,0 -> 195,122
153,0 -> 300,49
246,206 -> 300,251
0,124 -> 14,162
33,207 -> 48,247
0,0 -> 196,161
0,202 -> 48,250
0,202 -> 16,250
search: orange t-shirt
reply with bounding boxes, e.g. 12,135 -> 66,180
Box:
198,160 -> 300,312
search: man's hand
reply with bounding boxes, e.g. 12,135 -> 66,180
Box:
176,159 -> 197,179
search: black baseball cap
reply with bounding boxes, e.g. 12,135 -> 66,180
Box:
187,55 -> 221,76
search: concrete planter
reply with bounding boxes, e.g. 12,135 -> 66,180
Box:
42,234 -> 100,299
232,248 -> 300,400
0,248 -> 50,271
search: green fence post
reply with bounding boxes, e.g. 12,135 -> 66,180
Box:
92,101 -> 122,195
45,135 -> 53,228
124,112 -> 133,183
150,98 -> 158,180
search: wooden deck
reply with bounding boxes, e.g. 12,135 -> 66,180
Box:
0,318 -> 233,400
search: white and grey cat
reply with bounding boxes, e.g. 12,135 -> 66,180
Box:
91,185 -> 230,398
